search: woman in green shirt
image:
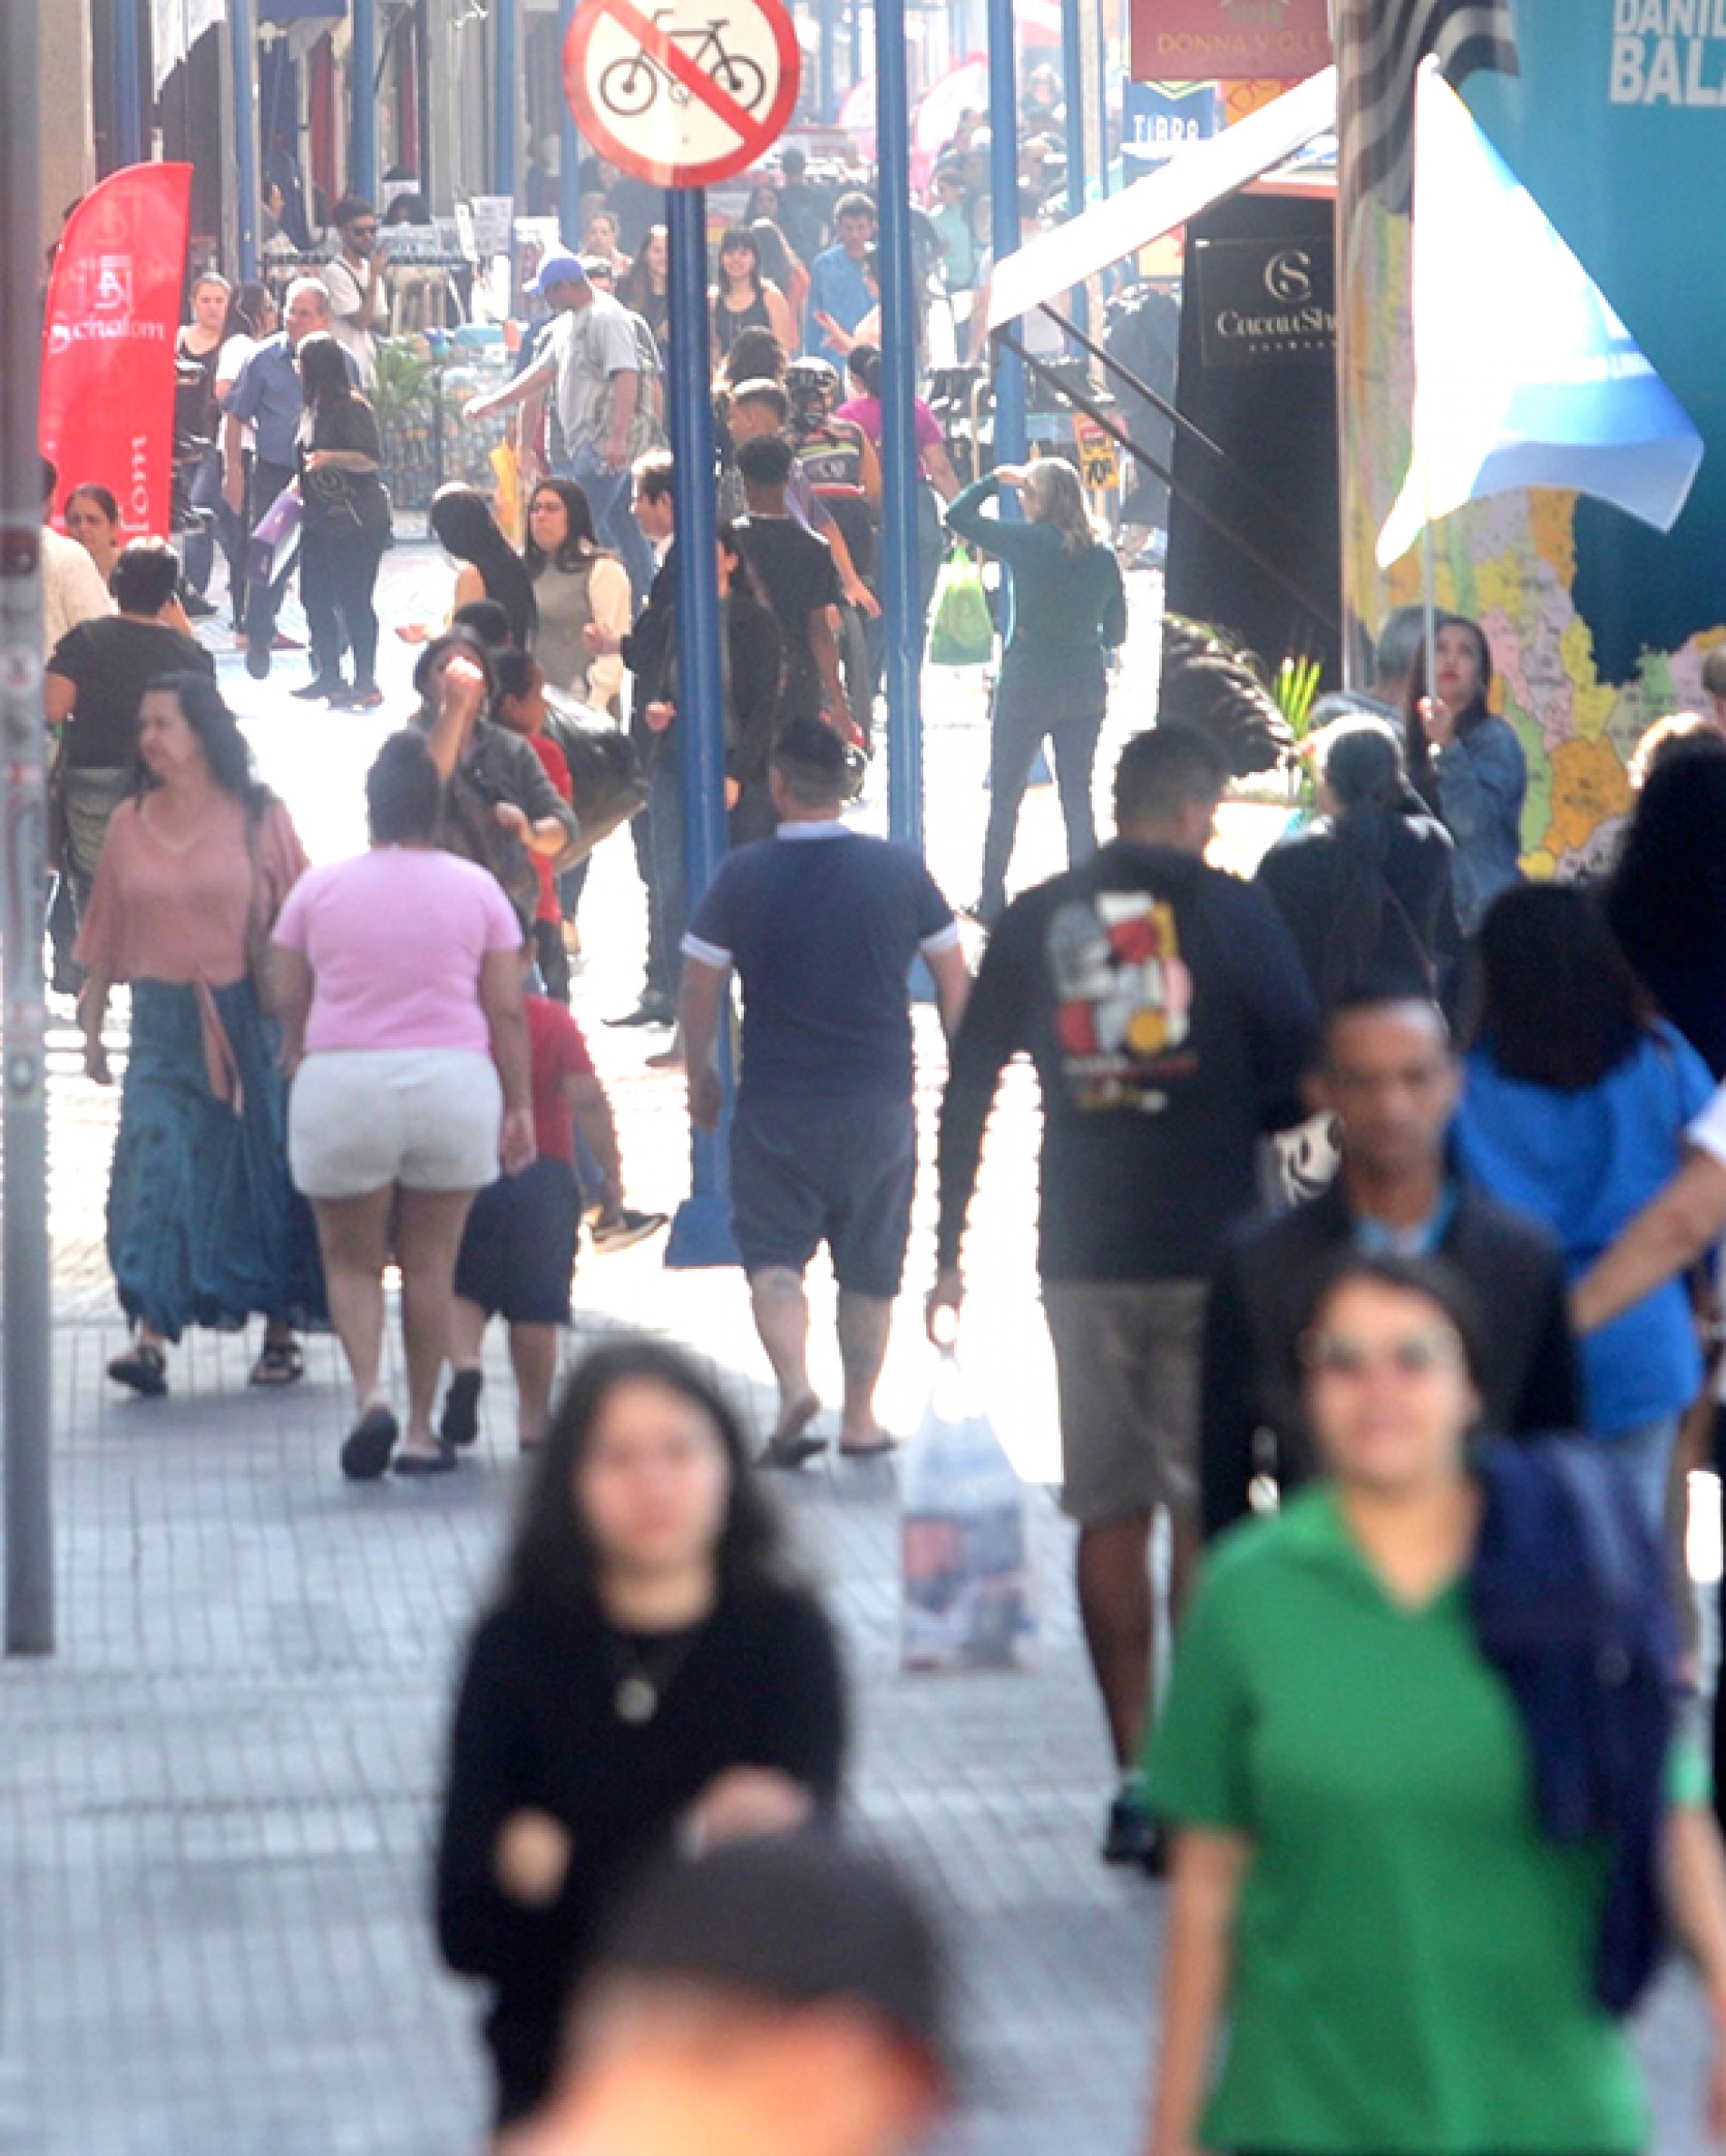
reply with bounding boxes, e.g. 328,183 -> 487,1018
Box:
1146,1254 -> 1726,2156
945,460 -> 1126,925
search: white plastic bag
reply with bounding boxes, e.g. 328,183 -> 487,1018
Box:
900,1350 -> 1039,1673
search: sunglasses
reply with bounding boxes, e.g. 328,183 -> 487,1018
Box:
348,222 -> 378,238
1298,1330 -> 1464,1380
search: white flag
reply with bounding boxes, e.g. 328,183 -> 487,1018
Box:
1377,63 -> 1702,569
151,0 -> 226,94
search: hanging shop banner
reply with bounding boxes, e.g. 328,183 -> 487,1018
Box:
1129,0 -> 1331,84
40,162 -> 194,543
1123,79 -> 1223,164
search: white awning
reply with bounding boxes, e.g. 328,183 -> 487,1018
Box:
987,65 -> 1339,331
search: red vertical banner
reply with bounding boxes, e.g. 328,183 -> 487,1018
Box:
39,162 -> 194,541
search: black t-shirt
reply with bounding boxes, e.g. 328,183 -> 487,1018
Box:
736,514 -> 841,720
298,395 -> 391,533
48,619 -> 215,769
936,842 -> 1320,1282
436,1583 -> 845,2124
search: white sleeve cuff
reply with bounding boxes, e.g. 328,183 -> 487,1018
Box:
680,932 -> 733,970
918,922 -> 963,958
1688,1083 -> 1726,1166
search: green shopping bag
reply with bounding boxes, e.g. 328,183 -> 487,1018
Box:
927,544 -> 996,668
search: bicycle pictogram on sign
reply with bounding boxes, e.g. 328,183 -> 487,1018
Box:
564,0 -> 801,190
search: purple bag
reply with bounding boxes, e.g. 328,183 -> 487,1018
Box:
245,485 -> 302,588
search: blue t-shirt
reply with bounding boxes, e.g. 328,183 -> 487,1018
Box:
1455,1022 -> 1713,1436
683,824 -> 959,1102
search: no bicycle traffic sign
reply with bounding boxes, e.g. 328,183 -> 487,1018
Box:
564,0 -> 801,190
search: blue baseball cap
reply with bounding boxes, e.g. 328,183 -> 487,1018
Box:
526,248 -> 589,297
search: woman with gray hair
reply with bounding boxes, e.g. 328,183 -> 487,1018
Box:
1255,715 -> 1458,1009
946,455 -> 1126,925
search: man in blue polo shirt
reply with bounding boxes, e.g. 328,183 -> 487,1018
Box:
681,719 -> 970,1466
222,277 -> 358,678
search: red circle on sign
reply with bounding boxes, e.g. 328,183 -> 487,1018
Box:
564,0 -> 801,190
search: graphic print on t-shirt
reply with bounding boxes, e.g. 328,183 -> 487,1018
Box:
1048,892 -> 1195,1110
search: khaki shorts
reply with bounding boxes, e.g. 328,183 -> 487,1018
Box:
1042,1279 -> 1206,1527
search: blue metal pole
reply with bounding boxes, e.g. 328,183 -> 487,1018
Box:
350,0 -> 378,202
1093,0 -> 1111,197
559,0 -> 584,239
1058,0 -> 1087,332
112,0 -> 144,168
231,0 -> 260,279
664,186 -> 740,1270
875,0 -> 924,853
493,0 -> 519,198
986,0 -> 1026,468
818,0 -> 837,122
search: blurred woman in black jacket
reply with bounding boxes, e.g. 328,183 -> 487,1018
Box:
435,1337 -> 845,2133
1256,716 -> 1458,1009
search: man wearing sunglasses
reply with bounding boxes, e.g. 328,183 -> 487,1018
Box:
323,196 -> 389,385
1201,993 -> 1581,1542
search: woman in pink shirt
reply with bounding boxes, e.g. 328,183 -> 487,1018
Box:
834,343 -> 961,650
272,727 -> 534,1480
76,671 -> 319,1398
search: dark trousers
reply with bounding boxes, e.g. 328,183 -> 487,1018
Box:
243,458 -> 297,647
629,804 -> 669,1002
299,520 -> 387,688
979,672 -> 1106,919
182,446 -> 224,594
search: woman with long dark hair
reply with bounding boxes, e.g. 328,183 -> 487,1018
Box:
749,214 -> 810,331
75,671 -> 318,1396
1148,1252 -> 1726,2156
1455,884 -> 1713,1527
1403,613 -> 1526,935
426,483 -> 539,652
522,478 -> 630,710
435,1336 -> 846,2132
63,483 -> 123,587
709,225 -> 797,365
618,223 -> 669,349
1608,748 -> 1726,1077
946,456 -> 1126,923
292,330 -> 393,707
1255,716 -> 1457,1008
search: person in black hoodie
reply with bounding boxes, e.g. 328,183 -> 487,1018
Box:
1255,715 -> 1458,1010
1608,748 -> 1726,1078
435,1336 -> 846,2134
929,725 -> 1317,1873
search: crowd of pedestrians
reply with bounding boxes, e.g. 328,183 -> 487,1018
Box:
37,140 -> 1726,2156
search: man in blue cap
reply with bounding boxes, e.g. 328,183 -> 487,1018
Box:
464,248 -> 655,599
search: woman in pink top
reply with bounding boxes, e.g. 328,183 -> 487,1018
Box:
272,729 -> 533,1480
835,344 -> 961,650
76,671 -> 319,1398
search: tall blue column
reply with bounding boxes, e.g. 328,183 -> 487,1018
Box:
559,0 -> 584,239
986,0 -> 1026,467
664,186 -> 740,1270
1058,0 -> 1088,331
350,0 -> 378,200
493,0 -> 519,198
1093,0 -> 1112,197
874,0 -> 924,852
231,0 -> 260,278
112,0 -> 145,168
817,0 -> 838,122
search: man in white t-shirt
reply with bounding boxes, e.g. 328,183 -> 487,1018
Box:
322,196 -> 390,383
463,249 -> 652,599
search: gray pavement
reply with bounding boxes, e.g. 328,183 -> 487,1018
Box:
2,542 -> 1720,2154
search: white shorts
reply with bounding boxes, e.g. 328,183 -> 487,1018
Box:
288,1049 -> 503,1200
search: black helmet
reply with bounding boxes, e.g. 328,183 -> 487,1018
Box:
785,356 -> 838,419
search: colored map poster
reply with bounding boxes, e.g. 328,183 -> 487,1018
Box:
1343,0 -> 1726,875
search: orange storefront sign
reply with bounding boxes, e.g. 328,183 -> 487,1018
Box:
1128,0 -> 1331,84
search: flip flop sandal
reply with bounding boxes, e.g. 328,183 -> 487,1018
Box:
249,1340 -> 305,1388
108,1343 -> 168,1398
393,1442 -> 458,1478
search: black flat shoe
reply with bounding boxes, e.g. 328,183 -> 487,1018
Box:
291,677 -> 346,701
439,1368 -> 483,1448
340,1405 -> 398,1481
393,1442 -> 457,1478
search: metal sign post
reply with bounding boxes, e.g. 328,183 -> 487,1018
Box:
231,0 -> 261,281
494,0 -> 520,199
986,0 -> 1029,471
562,0 -> 800,1264
559,0 -> 586,239
351,0 -> 379,203
2,0 -> 54,1655
874,0 -> 925,854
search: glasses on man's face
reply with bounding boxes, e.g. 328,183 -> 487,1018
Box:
1298,1330 -> 1464,1381
349,223 -> 378,239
